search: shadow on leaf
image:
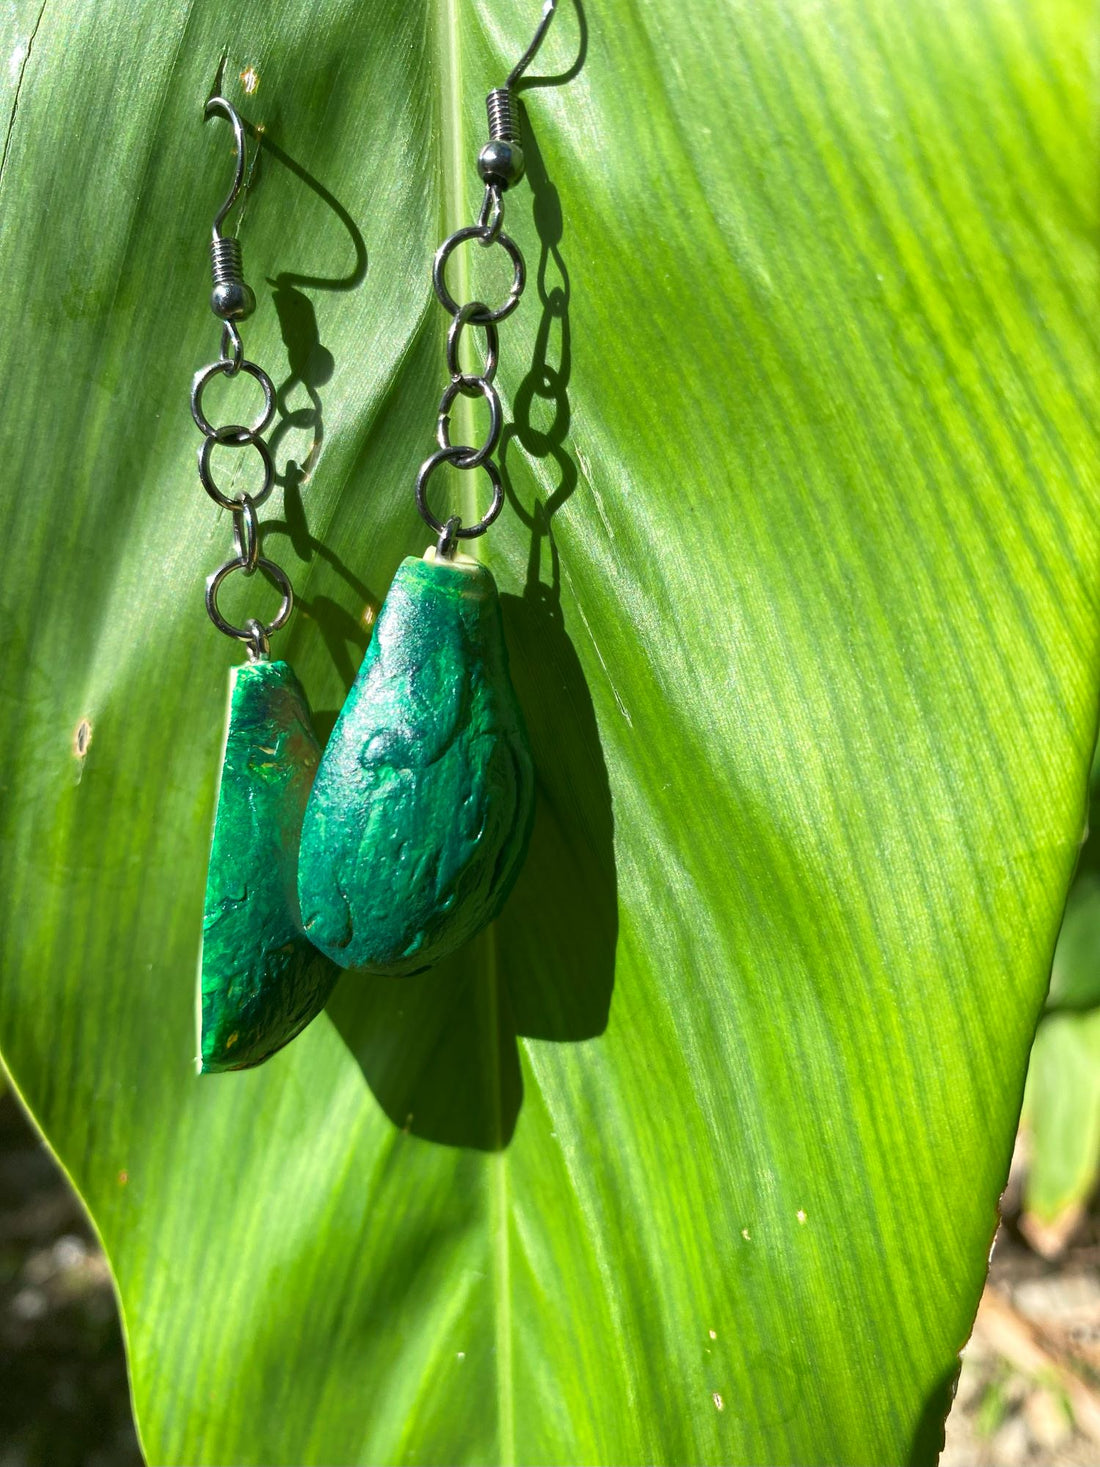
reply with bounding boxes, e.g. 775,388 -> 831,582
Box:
250,125 -> 379,677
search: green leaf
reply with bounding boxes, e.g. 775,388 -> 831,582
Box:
1048,737 -> 1100,1012
1023,737 -> 1100,1227
0,0 -> 1096,1463
1022,1010 -> 1100,1227
1023,721 -> 1100,1230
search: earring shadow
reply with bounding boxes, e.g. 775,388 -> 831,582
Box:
328,10 -> 616,1151
495,70 -> 615,1044
243,125 -> 378,687
326,564 -> 615,1149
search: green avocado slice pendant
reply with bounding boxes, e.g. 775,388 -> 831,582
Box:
298,551 -> 534,974
199,660 -> 341,1072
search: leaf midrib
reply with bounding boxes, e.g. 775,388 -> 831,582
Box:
439,0 -> 480,535
432,3 -> 514,1464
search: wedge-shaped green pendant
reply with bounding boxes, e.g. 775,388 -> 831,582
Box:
199,660 -> 341,1073
298,552 -> 534,973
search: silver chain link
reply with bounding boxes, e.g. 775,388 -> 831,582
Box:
416,68 -> 538,560
415,0 -> 562,559
194,98 -> 295,662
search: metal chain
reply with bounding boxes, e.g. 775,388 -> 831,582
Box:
416,77 -> 537,559
192,97 -> 294,662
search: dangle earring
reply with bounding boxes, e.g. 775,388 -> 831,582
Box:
297,7 -> 561,973
191,97 -> 339,1071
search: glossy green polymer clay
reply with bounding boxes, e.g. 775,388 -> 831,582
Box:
298,552 -> 534,974
199,660 -> 341,1072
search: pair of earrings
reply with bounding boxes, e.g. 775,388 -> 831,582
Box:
192,8 -> 557,1073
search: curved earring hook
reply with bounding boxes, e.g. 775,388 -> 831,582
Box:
506,0 -> 558,87
204,95 -> 250,242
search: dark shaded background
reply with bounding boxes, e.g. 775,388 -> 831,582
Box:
0,1088 -> 140,1467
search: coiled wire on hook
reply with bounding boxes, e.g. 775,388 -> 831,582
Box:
485,88 -> 520,144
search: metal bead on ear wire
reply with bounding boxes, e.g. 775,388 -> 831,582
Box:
210,236 -> 256,321
297,4 -> 560,975
189,96 -> 339,1074
478,89 -> 525,187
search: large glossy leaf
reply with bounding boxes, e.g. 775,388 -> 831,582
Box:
1,0 -> 1097,1463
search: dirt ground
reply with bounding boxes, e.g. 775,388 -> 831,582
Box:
941,1225 -> 1100,1465
1,1085 -> 1098,1466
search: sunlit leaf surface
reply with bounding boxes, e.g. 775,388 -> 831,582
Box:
0,0 -> 1097,1462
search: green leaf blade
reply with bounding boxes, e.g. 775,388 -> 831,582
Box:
0,0 -> 1097,1463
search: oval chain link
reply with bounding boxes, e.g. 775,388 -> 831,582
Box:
417,183 -> 527,554
232,493 -> 261,573
436,376 -> 502,469
191,327 -> 292,659
446,301 -> 499,386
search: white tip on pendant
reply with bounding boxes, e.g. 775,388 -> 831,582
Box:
423,545 -> 480,572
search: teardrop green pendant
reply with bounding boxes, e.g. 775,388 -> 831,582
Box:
199,660 -> 341,1073
298,552 -> 534,974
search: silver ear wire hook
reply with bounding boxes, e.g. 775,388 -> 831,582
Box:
478,2 -> 559,197
506,0 -> 559,88
204,95 -> 250,241
202,95 -> 256,327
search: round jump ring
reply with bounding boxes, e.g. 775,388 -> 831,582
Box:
436,376 -> 502,469
433,227 -> 526,323
446,301 -> 499,384
231,493 -> 260,574
205,556 -> 294,643
198,423 -> 275,511
416,445 -> 504,539
191,359 -> 276,437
